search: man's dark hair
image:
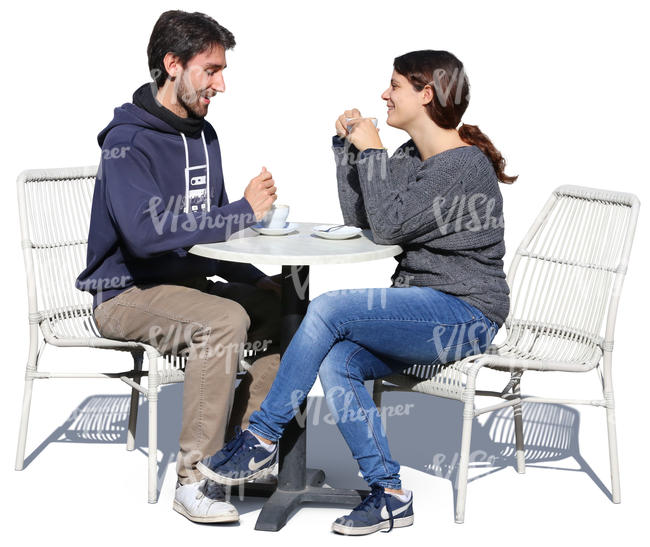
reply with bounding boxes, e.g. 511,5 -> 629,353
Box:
147,10 -> 236,88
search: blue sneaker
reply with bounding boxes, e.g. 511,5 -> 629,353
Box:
196,427 -> 278,486
331,486 -> 414,535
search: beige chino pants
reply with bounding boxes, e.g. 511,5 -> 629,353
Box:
92,275 -> 281,484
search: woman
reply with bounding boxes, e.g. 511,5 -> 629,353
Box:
198,49 -> 516,535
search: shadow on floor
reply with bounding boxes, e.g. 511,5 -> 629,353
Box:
22,382 -> 612,519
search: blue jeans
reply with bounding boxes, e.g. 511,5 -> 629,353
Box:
247,286 -> 498,489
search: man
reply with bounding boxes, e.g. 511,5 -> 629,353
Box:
75,10 -> 282,523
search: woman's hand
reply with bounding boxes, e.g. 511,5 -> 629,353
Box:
336,109 -> 384,150
346,118 -> 384,152
335,109 -> 361,138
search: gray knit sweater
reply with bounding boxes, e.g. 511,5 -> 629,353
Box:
332,136 -> 510,326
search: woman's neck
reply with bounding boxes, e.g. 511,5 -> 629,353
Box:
407,119 -> 468,161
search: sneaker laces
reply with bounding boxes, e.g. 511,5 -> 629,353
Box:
353,485 -> 395,532
209,426 -> 250,467
196,479 -> 227,503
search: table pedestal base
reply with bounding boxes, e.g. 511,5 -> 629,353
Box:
255,470 -> 370,532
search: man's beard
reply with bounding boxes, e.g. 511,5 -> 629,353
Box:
175,77 -> 207,119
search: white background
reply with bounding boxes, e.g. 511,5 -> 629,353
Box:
2,0 -> 648,545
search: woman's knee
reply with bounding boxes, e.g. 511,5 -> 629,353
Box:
308,293 -> 331,319
308,291 -> 349,329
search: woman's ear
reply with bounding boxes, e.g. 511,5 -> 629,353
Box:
421,84 -> 434,106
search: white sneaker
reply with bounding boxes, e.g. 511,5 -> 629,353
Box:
173,479 -> 239,523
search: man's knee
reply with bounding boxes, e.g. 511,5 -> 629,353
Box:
215,299 -> 251,335
183,300 -> 250,362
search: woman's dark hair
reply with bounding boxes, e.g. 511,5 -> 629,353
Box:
394,50 -> 517,184
147,10 -> 236,88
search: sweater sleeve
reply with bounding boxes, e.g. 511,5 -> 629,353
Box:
102,142 -> 258,260
354,148 -> 467,245
332,136 -> 370,228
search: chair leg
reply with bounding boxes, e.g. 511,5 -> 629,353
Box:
147,354 -> 160,504
512,374 -> 526,474
455,393 -> 475,524
602,351 -> 621,503
605,386 -> 621,503
127,351 -> 143,451
15,378 -> 35,470
605,393 -> 621,503
15,325 -> 41,471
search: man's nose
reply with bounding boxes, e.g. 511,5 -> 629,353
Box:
212,72 -> 225,93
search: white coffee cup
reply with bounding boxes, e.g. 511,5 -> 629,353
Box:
345,117 -> 378,133
261,204 -> 290,228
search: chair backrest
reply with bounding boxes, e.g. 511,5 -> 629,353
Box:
503,184 -> 640,368
17,166 -> 99,341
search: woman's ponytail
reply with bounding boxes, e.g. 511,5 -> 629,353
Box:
458,123 -> 517,184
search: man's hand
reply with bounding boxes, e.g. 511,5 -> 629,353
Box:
244,167 -> 277,222
255,273 -> 282,296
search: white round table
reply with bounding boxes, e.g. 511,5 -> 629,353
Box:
188,221 -> 402,265
188,221 -> 402,531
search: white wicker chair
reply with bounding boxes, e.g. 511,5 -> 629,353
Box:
373,184 -> 640,523
15,166 -> 249,503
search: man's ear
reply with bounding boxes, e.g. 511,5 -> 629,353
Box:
163,52 -> 182,80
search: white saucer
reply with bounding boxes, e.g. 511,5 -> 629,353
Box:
251,222 -> 298,236
312,224 -> 362,240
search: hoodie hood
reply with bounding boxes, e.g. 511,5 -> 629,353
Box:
97,82 -> 205,146
97,102 -> 177,146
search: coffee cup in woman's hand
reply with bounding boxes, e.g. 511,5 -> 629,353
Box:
336,108 -> 362,138
345,117 -> 383,151
346,117 -> 377,133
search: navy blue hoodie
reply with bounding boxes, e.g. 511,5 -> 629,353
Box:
76,90 -> 265,310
